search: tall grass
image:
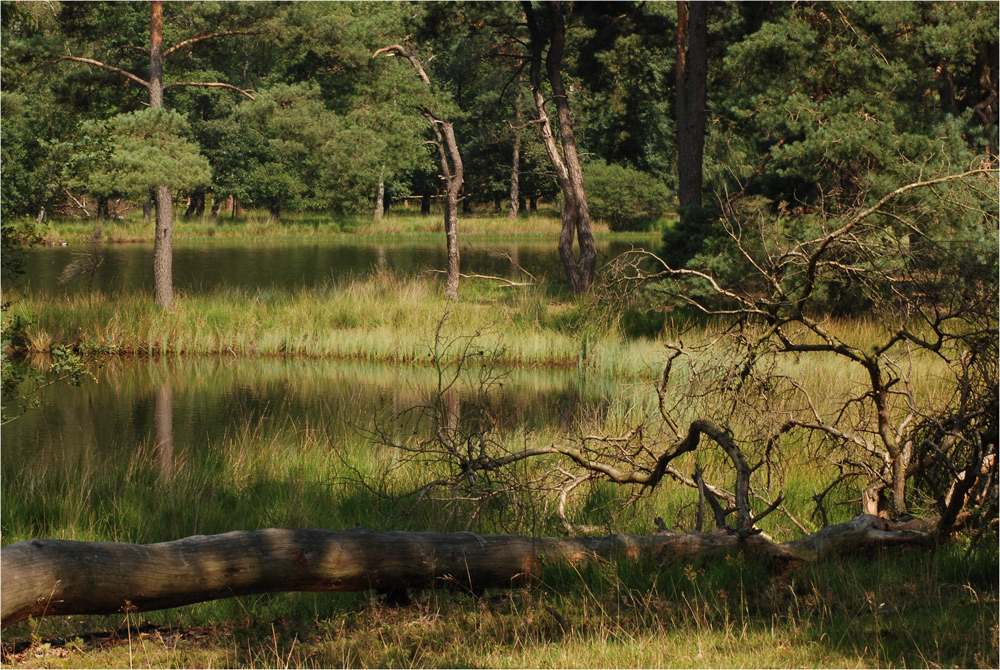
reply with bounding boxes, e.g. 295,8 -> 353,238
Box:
4,257 -> 990,668
4,420 -> 996,669
25,208 -> 666,244
2,351 -> 993,668
10,274 -> 672,379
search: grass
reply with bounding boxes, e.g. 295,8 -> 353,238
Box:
27,207 -> 671,244
7,275 -> 673,380
3,223 -> 991,667
3,548 -> 996,668
2,376 -> 993,667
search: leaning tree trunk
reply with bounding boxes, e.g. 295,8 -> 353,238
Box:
150,1 -> 173,311
1,518 -> 936,629
524,1 -> 596,293
373,45 -> 463,300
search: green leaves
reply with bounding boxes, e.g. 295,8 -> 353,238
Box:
65,108 -> 211,199
583,161 -> 673,231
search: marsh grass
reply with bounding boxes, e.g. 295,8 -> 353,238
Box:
4,256 -> 988,668
3,386 -> 995,668
27,209 -> 663,245
10,276 -> 670,379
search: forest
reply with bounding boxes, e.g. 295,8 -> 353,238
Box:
1,1 -> 998,668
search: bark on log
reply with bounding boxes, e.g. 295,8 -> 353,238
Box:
1,516 -> 934,629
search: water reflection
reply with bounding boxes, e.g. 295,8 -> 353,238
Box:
2,357 -> 652,478
19,238 -> 654,297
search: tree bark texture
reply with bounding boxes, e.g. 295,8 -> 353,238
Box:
675,0 -> 708,211
150,2 -> 173,310
508,85 -> 523,219
524,1 -> 596,293
437,119 -> 463,300
1,517 -> 935,629
374,173 -> 385,221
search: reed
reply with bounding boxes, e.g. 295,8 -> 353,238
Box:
4,260 -> 988,668
9,276 -> 672,379
3,413 -> 995,668
25,209 -> 665,244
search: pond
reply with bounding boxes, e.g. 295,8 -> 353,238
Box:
16,237 -> 656,296
3,236 -> 665,539
1,355 -> 655,491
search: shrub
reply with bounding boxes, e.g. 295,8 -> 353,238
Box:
582,162 -> 673,231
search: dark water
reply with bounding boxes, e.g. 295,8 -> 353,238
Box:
5,237 -> 657,481
17,238 -> 652,296
1,356 -> 648,474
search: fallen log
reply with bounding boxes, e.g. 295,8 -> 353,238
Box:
1,515 -> 934,629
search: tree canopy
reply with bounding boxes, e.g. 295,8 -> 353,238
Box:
1,1 -> 995,233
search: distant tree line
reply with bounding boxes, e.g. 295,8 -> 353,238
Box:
2,2 -> 996,281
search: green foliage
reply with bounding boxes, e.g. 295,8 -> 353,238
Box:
63,108 -> 211,200
582,161 -> 672,231
659,203 -> 718,269
0,92 -> 56,219
718,2 -> 996,212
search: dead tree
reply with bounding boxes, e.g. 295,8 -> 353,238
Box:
604,168 -> 999,533
362,169 -> 997,542
2,517 -> 936,629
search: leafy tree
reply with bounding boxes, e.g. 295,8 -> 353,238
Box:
4,1 -> 260,309
582,161 -> 672,231
62,108 -> 211,204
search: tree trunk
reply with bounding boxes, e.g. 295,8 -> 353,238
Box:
440,119 -> 463,301
509,85 -> 523,219
675,0 -> 708,213
524,1 -> 596,293
421,192 -> 431,215
184,189 -> 205,219
373,44 -> 463,301
374,171 -> 385,221
0,517 -> 936,629
150,1 -> 173,311
152,186 -> 174,310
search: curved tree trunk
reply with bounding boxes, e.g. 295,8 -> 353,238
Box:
524,1 -> 596,293
1,517 -> 935,630
439,120 -> 463,300
373,45 -> 463,300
